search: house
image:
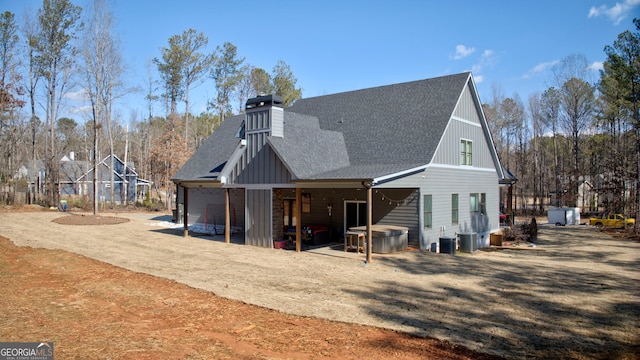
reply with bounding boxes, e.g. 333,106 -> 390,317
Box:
172,72 -> 505,260
17,153 -> 150,203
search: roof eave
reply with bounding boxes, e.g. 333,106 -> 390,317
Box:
219,139 -> 249,184
371,165 -> 428,186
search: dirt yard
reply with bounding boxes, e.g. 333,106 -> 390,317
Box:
0,208 -> 638,359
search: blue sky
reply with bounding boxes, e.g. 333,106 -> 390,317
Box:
4,0 -> 640,122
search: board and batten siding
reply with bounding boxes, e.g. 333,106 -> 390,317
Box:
233,144 -> 291,184
246,189 -> 272,247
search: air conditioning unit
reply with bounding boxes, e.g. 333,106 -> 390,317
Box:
458,233 -> 477,253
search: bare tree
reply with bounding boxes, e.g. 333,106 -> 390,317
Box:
0,11 -> 25,204
81,0 -> 127,211
528,92 -> 545,213
22,9 -> 42,204
552,55 -> 596,205
540,87 -> 563,206
35,0 -> 82,207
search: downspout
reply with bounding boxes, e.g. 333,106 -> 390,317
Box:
183,186 -> 189,238
225,188 -> 231,244
362,181 -> 373,264
296,188 -> 302,252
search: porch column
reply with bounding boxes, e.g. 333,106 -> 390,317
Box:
224,188 -> 231,244
295,187 -> 301,252
183,187 -> 189,238
366,186 -> 373,263
225,188 -> 231,244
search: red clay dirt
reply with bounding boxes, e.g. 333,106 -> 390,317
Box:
0,211 -> 498,360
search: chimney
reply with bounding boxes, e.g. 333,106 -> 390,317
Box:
245,94 -> 284,138
243,94 -> 284,165
69,151 -> 75,161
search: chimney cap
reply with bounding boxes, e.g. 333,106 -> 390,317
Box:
245,94 -> 284,110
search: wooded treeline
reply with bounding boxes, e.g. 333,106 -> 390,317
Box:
0,1 -> 638,225
484,19 -> 639,225
0,0 -> 302,212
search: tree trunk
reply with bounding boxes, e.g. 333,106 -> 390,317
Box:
93,117 -> 99,215
122,124 -> 129,206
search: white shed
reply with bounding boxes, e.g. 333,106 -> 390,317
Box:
548,207 -> 581,226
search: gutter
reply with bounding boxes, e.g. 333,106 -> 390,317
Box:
371,165 -> 428,186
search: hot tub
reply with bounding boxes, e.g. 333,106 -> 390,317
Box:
348,225 -> 409,253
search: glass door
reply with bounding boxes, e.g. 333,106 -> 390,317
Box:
344,200 -> 367,233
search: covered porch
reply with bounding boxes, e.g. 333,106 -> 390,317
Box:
179,183 -> 418,263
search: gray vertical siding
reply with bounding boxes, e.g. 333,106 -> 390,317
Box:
233,145 -> 291,184
246,189 -> 272,247
232,106 -> 291,185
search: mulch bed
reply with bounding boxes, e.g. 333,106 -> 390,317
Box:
52,213 -> 130,225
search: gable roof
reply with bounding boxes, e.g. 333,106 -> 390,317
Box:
76,154 -> 139,182
284,72 -> 471,180
172,114 -> 244,183
173,72 -> 490,184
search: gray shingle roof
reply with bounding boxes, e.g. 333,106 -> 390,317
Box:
171,114 -> 244,182
173,72 -> 472,183
268,112 -> 350,179
288,72 -> 470,171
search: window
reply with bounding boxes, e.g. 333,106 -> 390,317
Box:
423,195 -> 432,229
460,139 -> 472,166
470,193 -> 479,212
451,194 -> 458,225
481,193 -> 486,215
283,199 -> 297,227
236,121 -> 246,138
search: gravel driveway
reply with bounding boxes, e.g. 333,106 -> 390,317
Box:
1,211 -> 638,359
